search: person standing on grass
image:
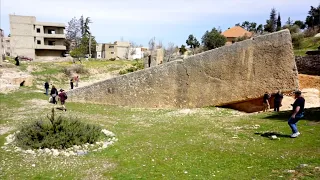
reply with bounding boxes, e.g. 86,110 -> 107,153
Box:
75,76 -> 79,87
15,56 -> 20,66
262,92 -> 270,112
44,81 -> 50,95
50,85 -> 58,104
288,90 -> 305,138
58,89 -> 67,111
274,90 -> 283,112
70,78 -> 74,89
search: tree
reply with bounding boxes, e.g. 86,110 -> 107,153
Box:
179,45 -> 187,55
249,22 -> 257,32
83,17 -> 92,36
276,13 -> 282,31
241,21 -> 251,31
201,28 -> 226,50
294,20 -> 306,29
286,17 -> 293,26
235,23 -> 241,26
264,8 -> 277,32
79,15 -> 84,36
257,24 -> 264,34
186,34 -> 200,55
165,42 -> 176,62
65,17 -> 82,47
305,4 -> 320,30
124,41 -> 137,60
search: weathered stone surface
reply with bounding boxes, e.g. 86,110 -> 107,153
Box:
295,55 -> 320,76
68,30 -> 298,109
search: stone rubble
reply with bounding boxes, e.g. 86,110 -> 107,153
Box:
1,129 -> 117,157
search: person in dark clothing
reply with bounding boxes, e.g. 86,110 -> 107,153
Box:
70,78 -> 74,89
288,90 -> 305,138
262,92 -> 270,112
274,90 -> 283,112
50,85 -> 58,104
44,81 -> 50,95
15,56 -> 20,66
20,80 -> 25,86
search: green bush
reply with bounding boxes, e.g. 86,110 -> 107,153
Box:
292,33 -> 304,49
15,109 -> 102,149
62,64 -> 88,76
119,60 -> 144,75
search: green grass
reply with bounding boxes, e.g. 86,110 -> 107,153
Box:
294,37 -> 320,56
0,88 -> 319,179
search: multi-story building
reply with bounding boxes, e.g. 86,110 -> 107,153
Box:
9,15 -> 66,60
96,41 -> 145,60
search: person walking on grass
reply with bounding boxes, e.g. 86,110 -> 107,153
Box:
262,92 -> 270,112
288,90 -> 305,138
58,89 -> 68,111
70,78 -> 74,89
274,90 -> 283,112
50,85 -> 58,104
44,81 -> 50,95
75,76 -> 79,87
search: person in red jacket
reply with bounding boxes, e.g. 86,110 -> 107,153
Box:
58,89 -> 68,111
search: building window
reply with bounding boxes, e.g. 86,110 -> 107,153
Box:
48,41 -> 55,45
37,28 -> 40,33
48,29 -> 55,34
98,55 -> 100,57
109,46 -> 114,48
111,52 -> 115,54
37,40 -> 41,44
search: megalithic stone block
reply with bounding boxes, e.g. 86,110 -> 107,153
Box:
68,30 -> 299,111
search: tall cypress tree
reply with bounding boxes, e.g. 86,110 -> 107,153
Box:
276,13 -> 282,31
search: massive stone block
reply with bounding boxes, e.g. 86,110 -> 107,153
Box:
68,30 -> 299,109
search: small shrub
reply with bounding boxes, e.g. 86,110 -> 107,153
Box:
119,60 -> 144,75
15,109 -> 102,149
292,33 -> 304,49
235,34 -> 250,42
109,58 -> 116,61
62,64 -> 88,76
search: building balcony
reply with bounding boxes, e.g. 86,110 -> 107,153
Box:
43,33 -> 65,39
35,45 -> 66,50
35,33 -> 66,39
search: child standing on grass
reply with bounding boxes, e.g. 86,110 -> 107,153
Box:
70,78 -> 74,89
75,76 -> 79,87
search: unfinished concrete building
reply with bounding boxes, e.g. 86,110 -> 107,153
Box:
9,15 -> 66,60
96,41 -> 131,60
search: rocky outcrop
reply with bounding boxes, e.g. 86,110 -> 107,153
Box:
295,55 -> 320,76
0,68 -> 33,93
68,30 -> 299,110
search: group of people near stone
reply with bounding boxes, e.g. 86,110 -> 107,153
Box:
262,90 -> 305,138
44,82 -> 68,111
70,76 -> 79,90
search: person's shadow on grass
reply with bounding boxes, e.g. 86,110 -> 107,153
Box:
255,132 -> 291,138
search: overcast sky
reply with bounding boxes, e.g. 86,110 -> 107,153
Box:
0,0 -> 318,46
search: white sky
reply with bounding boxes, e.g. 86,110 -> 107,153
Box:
0,0 -> 318,46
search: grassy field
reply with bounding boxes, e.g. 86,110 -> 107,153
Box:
0,60 -> 319,179
294,37 -> 320,56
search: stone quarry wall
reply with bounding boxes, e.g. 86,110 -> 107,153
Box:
68,30 -> 299,109
295,55 -> 320,76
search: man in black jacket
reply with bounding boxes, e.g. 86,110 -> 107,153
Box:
44,81 -> 50,95
288,90 -> 305,138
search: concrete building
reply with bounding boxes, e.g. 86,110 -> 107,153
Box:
96,41 -> 142,60
222,26 -> 252,45
9,15 -> 66,60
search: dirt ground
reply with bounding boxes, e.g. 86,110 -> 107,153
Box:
299,74 -> 320,91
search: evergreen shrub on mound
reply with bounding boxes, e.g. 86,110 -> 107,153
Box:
15,109 -> 102,149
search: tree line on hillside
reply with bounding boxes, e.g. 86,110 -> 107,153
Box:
179,4 -> 320,56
